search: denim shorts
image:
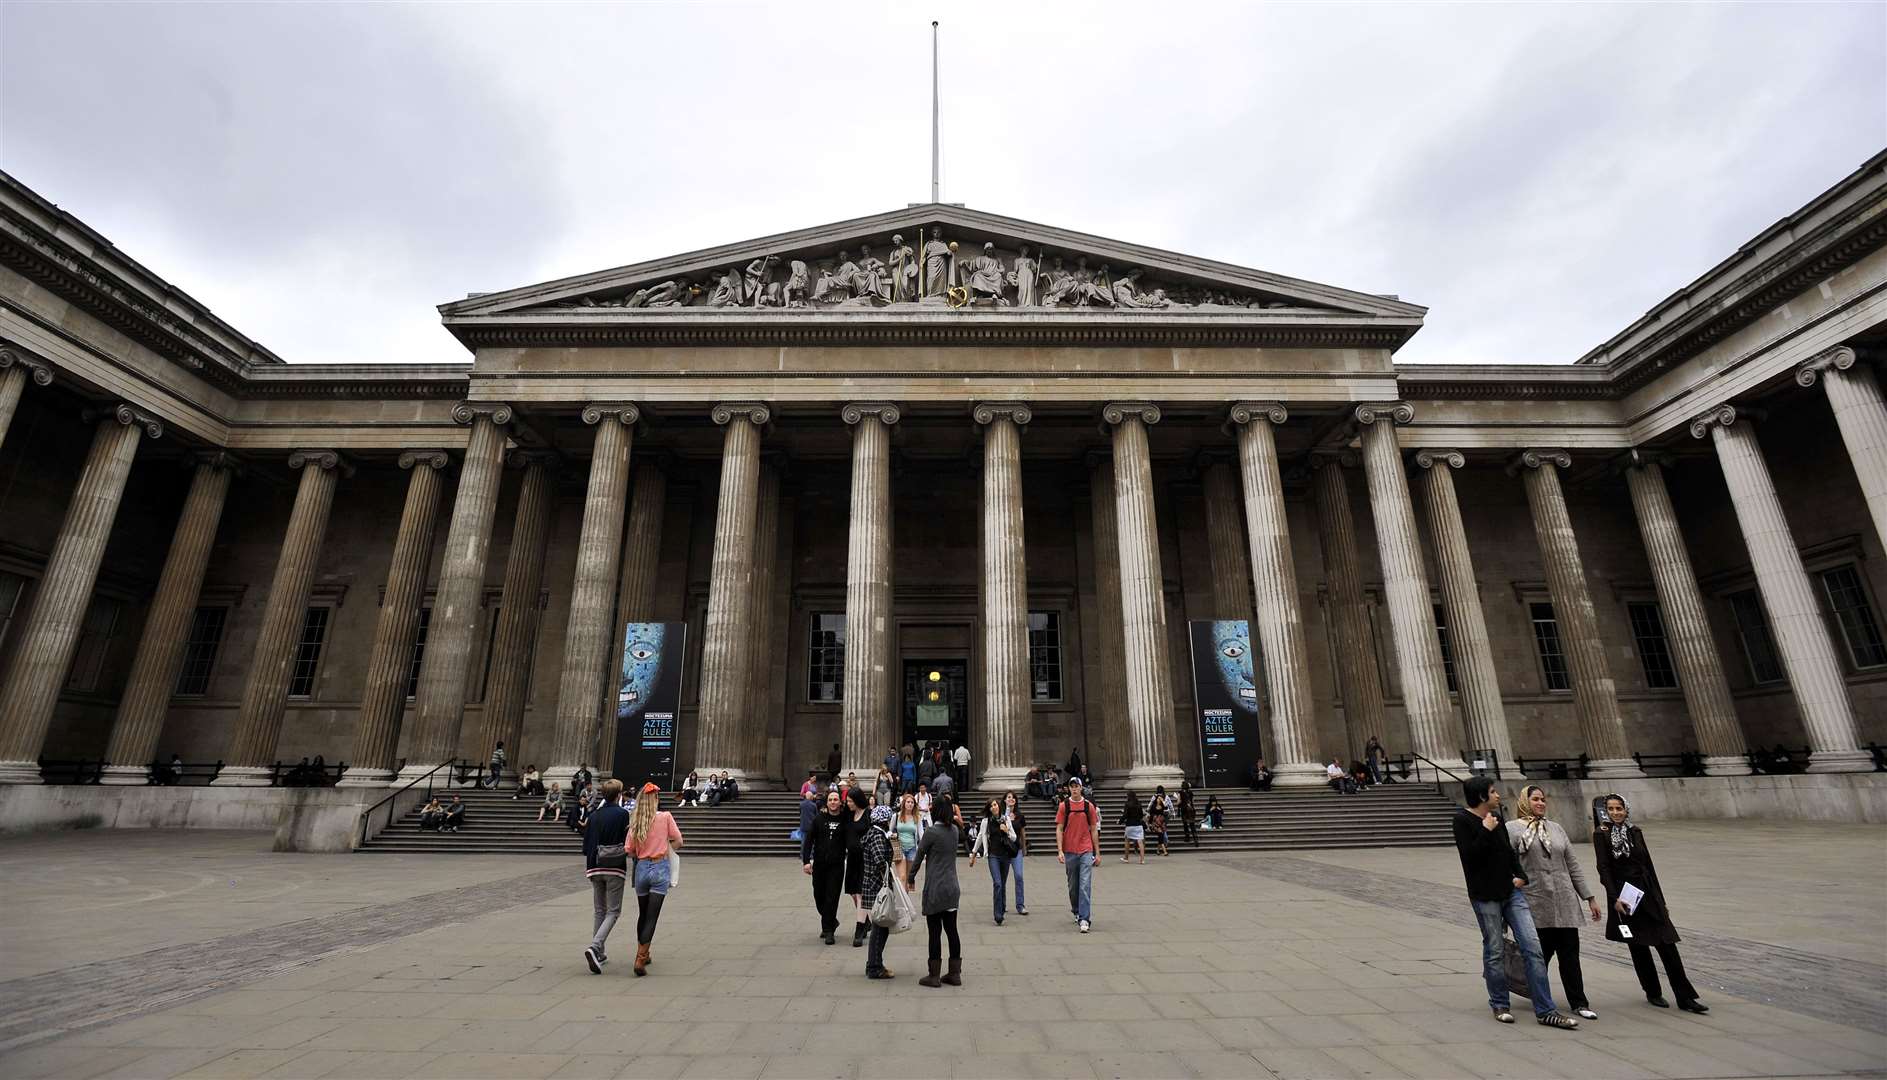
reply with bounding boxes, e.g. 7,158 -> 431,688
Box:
633,856 -> 671,896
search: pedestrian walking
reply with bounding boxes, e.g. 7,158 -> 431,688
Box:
894,792 -> 923,863
1000,791 -> 1029,916
627,782 -> 682,976
860,804 -> 903,979
484,741 -> 506,789
1594,793 -> 1709,1014
1148,788 -> 1171,855
1119,789 -> 1146,864
1507,785 -> 1602,1019
1453,776 -> 1578,1029
916,784 -> 933,828
1178,781 -> 1198,847
953,742 -> 972,788
1056,777 -> 1102,933
873,767 -> 894,808
844,786 -> 873,947
581,780 -> 630,974
801,787 -> 849,944
908,794 -> 963,987
968,797 -> 1024,925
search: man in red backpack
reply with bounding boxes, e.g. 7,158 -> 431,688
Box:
1055,777 -> 1102,933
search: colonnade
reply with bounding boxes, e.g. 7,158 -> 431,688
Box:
0,344 -> 1884,785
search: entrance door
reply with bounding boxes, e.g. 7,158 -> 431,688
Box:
902,659 -> 969,757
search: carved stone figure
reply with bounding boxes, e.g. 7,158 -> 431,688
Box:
708,266 -> 745,307
966,242 -> 1007,304
1041,257 -> 1077,305
888,234 -> 918,302
854,245 -> 889,303
923,234 -> 953,298
1110,269 -> 1171,309
1009,246 -> 1039,306
784,261 -> 810,307
744,255 -> 779,307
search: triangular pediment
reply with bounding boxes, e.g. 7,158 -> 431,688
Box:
440,205 -> 1424,323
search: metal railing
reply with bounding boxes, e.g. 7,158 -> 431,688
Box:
357,759 -> 460,848
146,760 -> 225,785
1401,752 -> 1469,794
1748,745 -> 1810,775
35,758 -> 107,784
272,760 -> 349,786
1631,751 -> 1706,778
1515,754 -> 1589,781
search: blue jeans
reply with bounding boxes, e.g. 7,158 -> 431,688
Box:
632,856 -> 671,896
1472,889 -> 1556,1016
988,852 -> 1026,920
1064,851 -> 1093,922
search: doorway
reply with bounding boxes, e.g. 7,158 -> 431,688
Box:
902,659 -> 969,759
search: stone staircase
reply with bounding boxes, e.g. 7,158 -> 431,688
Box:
356,782 -> 1457,856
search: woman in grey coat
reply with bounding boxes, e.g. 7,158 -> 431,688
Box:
1506,785 -> 1603,1019
907,794 -> 963,989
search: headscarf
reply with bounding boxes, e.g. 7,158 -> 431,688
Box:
870,805 -> 893,826
1602,792 -> 1633,859
1513,785 -> 1553,857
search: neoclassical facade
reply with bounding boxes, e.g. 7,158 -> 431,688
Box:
1,153 -> 1884,800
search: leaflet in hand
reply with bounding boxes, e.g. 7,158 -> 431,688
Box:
1618,882 -> 1645,915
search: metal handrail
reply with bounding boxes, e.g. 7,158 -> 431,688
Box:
357,759 -> 459,848
1404,752 -> 1468,794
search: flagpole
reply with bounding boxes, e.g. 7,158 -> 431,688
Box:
931,20 -> 940,204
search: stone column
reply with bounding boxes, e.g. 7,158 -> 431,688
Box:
545,404 -> 638,781
839,403 -> 897,777
1201,457 -> 1254,622
101,452 -> 237,783
596,459 -> 667,770
976,403 -> 1034,789
1692,405 -> 1872,771
1310,452 -> 1386,756
694,403 -> 770,778
1799,346 -> 1887,551
1087,454 -> 1132,778
337,451 -> 448,786
1413,450 -> 1517,775
0,347 -> 53,450
405,402 -> 511,778
1353,404 -> 1467,774
1103,402 -> 1183,786
481,451 -> 556,766
0,405 -> 161,783
1512,449 -> 1639,777
1228,403 -> 1323,787
741,461 -> 781,783
221,449 -> 348,783
1624,457 -> 1747,774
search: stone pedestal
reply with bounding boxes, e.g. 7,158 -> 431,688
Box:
1310,452 -> 1386,757
977,404 -> 1033,790
549,405 -> 637,776
694,404 -> 770,780
341,451 -> 448,787
1800,346 -> 1887,552
1354,405 -> 1467,775
0,348 -> 52,451
1413,450 -> 1518,776
1624,458 -> 1747,775
404,404 -> 511,780
1104,403 -> 1184,787
0,405 -> 159,783
222,450 -> 348,784
1693,406 -> 1872,772
104,453 -> 237,780
839,403 -> 897,778
1229,404 -> 1324,789
483,452 -> 556,769
1087,455 -> 1132,779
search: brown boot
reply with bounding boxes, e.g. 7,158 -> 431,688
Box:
941,957 -> 962,987
918,958 -> 942,988
633,943 -> 650,977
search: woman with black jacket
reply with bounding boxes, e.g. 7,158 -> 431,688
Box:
908,794 -> 963,988
968,797 -> 1023,925
800,787 -> 849,944
843,786 -> 873,947
1178,782 -> 1198,846
1593,793 -> 1708,1014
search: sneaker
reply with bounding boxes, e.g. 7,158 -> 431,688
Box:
1576,1008 -> 1598,1020
1491,1007 -> 1514,1024
1017,907 -> 1029,916
583,947 -> 602,975
1537,1011 -> 1579,1030
1079,920 -> 1091,933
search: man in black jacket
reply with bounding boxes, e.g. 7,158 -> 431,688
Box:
1454,776 -> 1576,1030
582,780 -> 629,974
800,788 -> 849,944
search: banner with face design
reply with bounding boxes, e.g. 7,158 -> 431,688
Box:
1188,620 -> 1263,787
611,621 -> 687,789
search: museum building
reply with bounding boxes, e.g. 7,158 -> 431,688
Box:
0,152 -> 1884,822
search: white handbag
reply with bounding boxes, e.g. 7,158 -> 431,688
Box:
666,849 -> 681,887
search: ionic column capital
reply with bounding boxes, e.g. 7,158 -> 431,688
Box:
1412,448 -> 1466,470
450,400 -> 515,427
1688,402 -> 1764,439
82,403 -> 165,441
710,401 -> 772,427
972,401 -> 1032,428
1227,401 -> 1289,427
0,346 -> 54,387
1618,447 -> 1677,474
1506,448 -> 1572,475
1352,401 -> 1414,427
1795,345 -> 1859,388
1307,448 -> 1358,471
1101,401 -> 1161,426
839,402 -> 898,426
397,449 -> 452,471
287,448 -> 355,478
192,449 -> 243,474
580,402 -> 641,426
507,448 -> 562,470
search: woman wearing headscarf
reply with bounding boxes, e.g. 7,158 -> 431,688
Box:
1593,793 -> 1709,1013
859,803 -> 903,979
1506,785 -> 1603,1019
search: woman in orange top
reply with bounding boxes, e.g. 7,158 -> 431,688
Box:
628,782 -> 684,975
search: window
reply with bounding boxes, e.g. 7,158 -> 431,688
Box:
1727,589 -> 1784,684
1529,602 -> 1571,692
1028,611 -> 1064,702
0,571 -> 26,656
808,613 -> 845,702
1818,564 -> 1887,670
405,607 -> 432,699
287,606 -> 330,698
1433,603 -> 1458,693
1627,601 -> 1678,689
64,595 -> 123,692
174,606 -> 227,696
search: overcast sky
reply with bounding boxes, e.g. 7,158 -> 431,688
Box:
2,2 -> 1882,367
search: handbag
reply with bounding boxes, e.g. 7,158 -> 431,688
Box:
871,873 -> 916,933
596,842 -> 627,859
1501,933 -> 1532,999
667,849 -> 681,887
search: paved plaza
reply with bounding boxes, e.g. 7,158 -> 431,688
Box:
0,821 -> 1882,1079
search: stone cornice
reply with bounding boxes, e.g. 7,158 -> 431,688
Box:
238,365 -> 470,399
